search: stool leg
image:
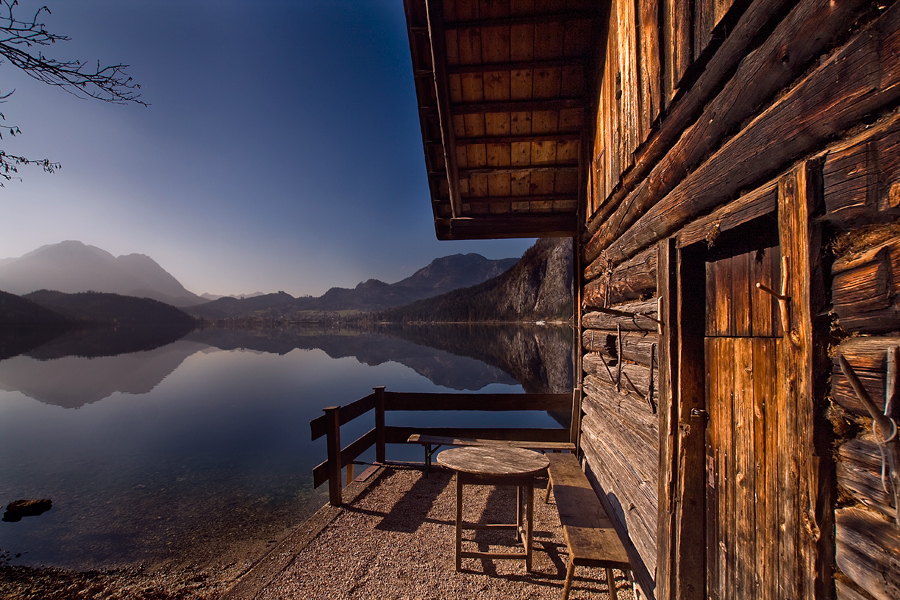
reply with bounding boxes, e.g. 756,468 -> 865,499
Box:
455,475 -> 462,571
516,485 -> 525,543
562,559 -> 576,600
606,567 -> 617,600
525,482 -> 534,572
544,478 -> 553,503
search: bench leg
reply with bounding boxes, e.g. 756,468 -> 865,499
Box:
562,559 -> 576,600
606,567 -> 617,600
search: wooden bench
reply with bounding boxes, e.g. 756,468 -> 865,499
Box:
406,434 -> 576,471
545,452 -> 632,600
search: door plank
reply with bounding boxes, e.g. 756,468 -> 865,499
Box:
733,252 -> 752,337
749,245 -> 779,337
705,336 -> 722,600
734,337 -> 756,597
753,337 -> 776,600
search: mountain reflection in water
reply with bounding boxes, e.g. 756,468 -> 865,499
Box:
0,324 -> 573,408
0,323 -> 573,572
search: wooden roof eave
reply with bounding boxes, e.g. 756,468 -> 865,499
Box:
425,0 -> 462,220
404,0 -> 596,241
436,214 -> 578,241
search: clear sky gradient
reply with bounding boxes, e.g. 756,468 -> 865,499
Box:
0,0 -> 536,297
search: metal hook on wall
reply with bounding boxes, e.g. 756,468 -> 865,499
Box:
756,256 -> 801,346
839,352 -> 900,527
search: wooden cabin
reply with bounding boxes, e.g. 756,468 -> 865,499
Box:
403,0 -> 900,599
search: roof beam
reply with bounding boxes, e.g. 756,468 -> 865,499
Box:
458,164 -> 578,178
424,0 -> 462,219
452,97 -> 585,115
454,132 -> 581,145
435,215 -> 577,239
444,10 -> 593,30
460,194 -> 578,205
447,57 -> 586,75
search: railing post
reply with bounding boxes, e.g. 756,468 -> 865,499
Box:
374,386 -> 386,464
324,405 -> 342,506
570,385 -> 582,453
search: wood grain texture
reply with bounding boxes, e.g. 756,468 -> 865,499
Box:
616,0 -> 641,165
581,329 -> 658,367
583,245 -> 657,305
655,237 -> 677,600
837,438 -> 897,519
832,337 -> 900,417
580,425 -> 658,589
776,163 -> 828,600
547,453 -> 631,567
407,434 -> 576,452
584,0 -> 895,271
582,374 -> 659,457
824,111 -> 900,228
832,232 -> 900,334
582,298 -> 659,332
638,0 -> 662,133
674,183 -> 779,251
663,0 -> 692,102
585,0 -> 791,236
436,445 -> 550,476
835,507 -> 900,600
584,354 -> 659,403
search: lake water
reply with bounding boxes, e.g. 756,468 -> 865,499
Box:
0,324 -> 572,572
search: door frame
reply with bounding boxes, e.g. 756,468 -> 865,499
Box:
656,162 -> 830,600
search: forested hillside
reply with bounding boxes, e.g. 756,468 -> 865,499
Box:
378,238 -> 572,322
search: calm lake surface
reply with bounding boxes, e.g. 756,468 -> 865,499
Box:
0,324 -> 572,572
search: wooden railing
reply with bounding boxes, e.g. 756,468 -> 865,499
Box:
309,386 -> 574,505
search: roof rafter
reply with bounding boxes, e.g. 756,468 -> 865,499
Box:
454,132 -> 582,145
452,97 -> 586,115
424,0 -> 462,219
444,10 -> 594,31
458,164 -> 578,178
435,215 -> 577,240
447,58 -> 587,75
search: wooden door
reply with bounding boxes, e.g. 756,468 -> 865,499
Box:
704,235 -> 782,600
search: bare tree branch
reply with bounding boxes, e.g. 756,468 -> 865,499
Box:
0,0 -> 145,184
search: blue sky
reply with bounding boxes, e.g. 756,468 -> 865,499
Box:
0,0 -> 535,296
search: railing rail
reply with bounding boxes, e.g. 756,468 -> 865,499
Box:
310,387 -> 573,505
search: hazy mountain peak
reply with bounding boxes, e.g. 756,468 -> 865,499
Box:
0,241 -> 206,308
394,253 -> 517,291
355,279 -> 389,290
21,240 -> 115,262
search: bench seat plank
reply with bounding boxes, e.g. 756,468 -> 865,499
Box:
546,453 -> 631,599
408,434 -> 576,451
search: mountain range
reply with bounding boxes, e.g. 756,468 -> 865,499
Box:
190,252 -> 519,319
0,238 -> 573,327
0,241 -> 205,307
0,241 -> 519,316
379,237 -> 574,322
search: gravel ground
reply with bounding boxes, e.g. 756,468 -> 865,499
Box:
0,543 -> 259,600
1,465 -> 634,599
255,465 -> 634,600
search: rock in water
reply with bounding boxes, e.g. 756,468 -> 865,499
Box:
3,498 -> 52,522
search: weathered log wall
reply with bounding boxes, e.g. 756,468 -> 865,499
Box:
578,0 -> 900,598
824,116 -> 900,600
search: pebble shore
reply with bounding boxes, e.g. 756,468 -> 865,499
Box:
1,466 -> 634,599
